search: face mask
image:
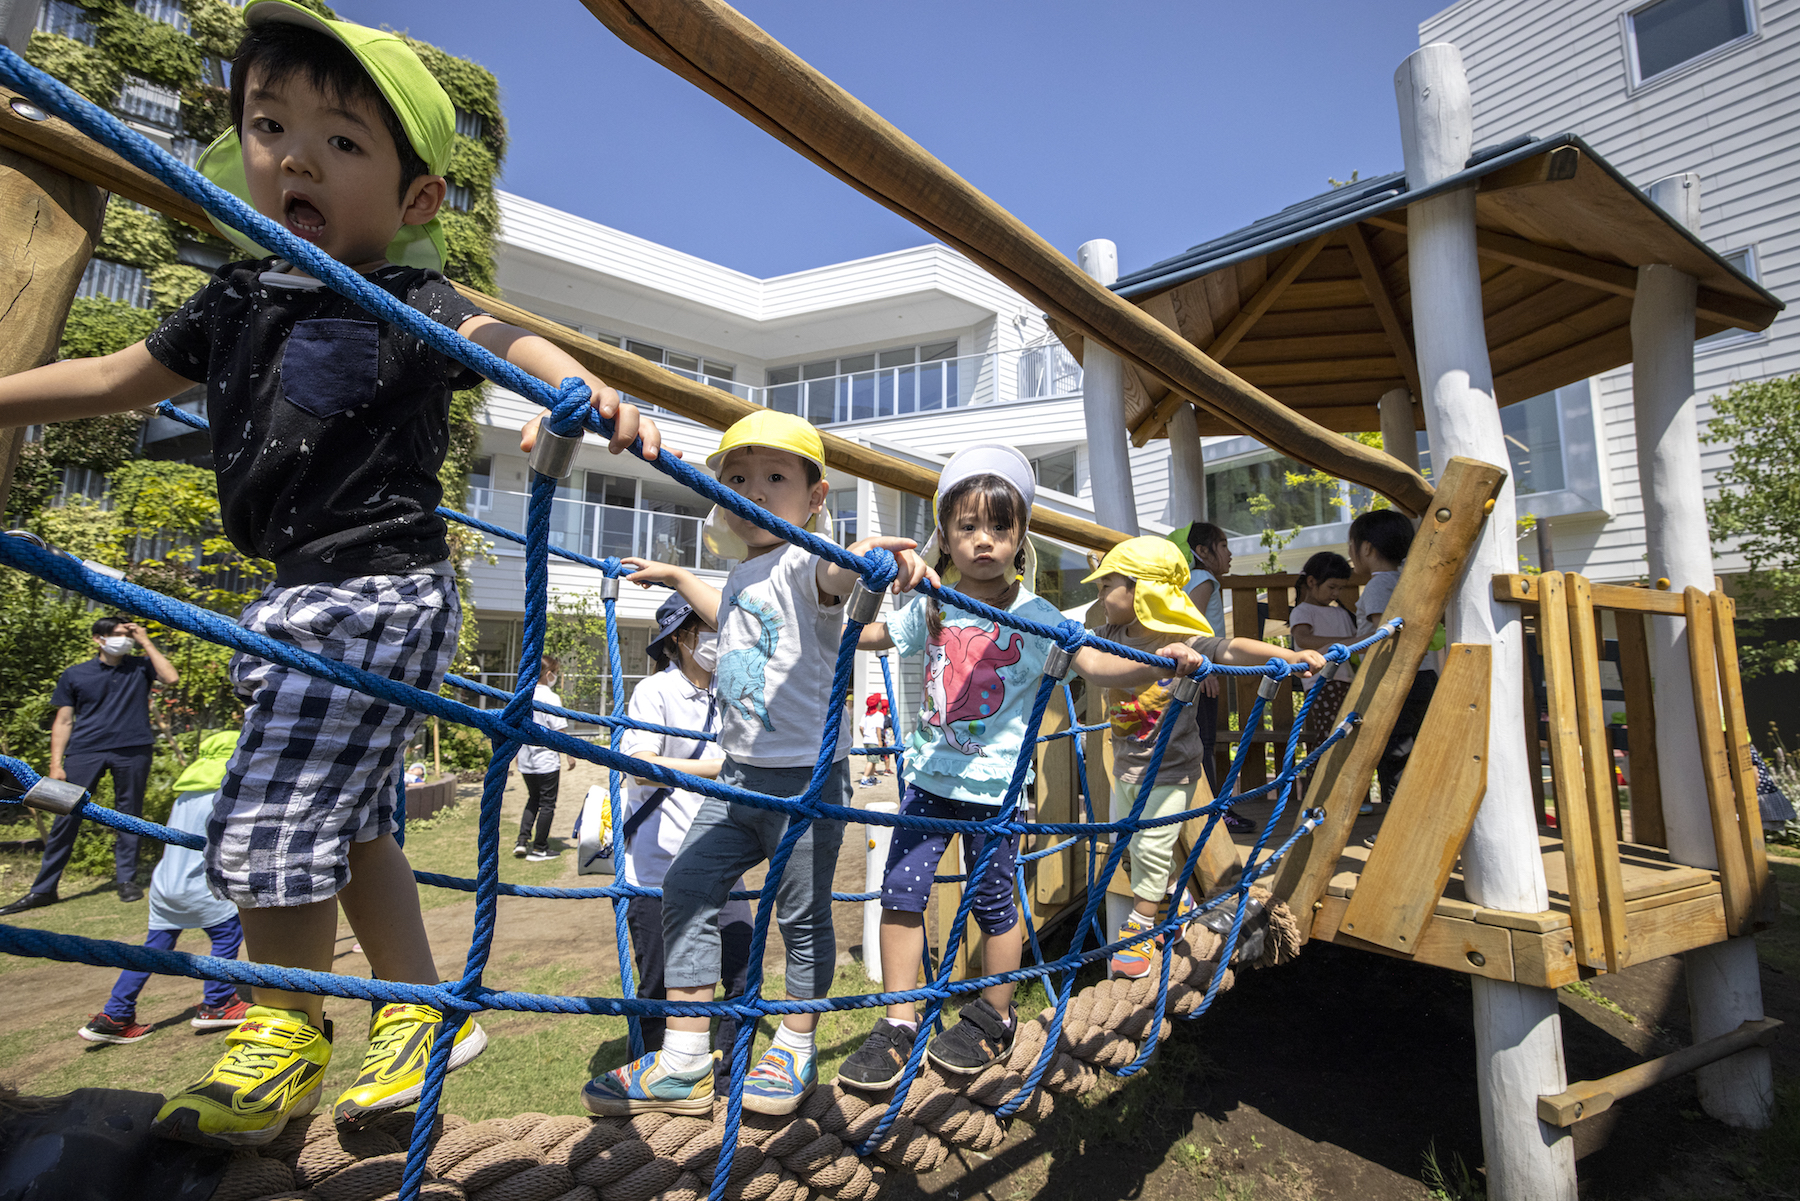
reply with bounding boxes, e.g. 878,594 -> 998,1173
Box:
101,635 -> 133,655
691,631 -> 718,674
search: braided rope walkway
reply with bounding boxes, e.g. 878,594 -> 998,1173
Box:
0,44 -> 1395,1201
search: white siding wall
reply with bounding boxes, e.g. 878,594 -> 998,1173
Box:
1421,0 -> 1800,579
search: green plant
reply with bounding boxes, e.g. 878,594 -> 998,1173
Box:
24,31 -> 123,103
56,297 -> 161,361
98,203 -> 177,269
1706,372 -> 1800,676
1422,1140 -> 1485,1201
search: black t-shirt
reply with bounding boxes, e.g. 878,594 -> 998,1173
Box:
145,259 -> 488,585
51,656 -> 156,755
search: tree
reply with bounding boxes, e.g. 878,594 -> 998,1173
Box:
1705,372 -> 1800,676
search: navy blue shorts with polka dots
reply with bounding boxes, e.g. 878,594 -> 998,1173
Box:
880,784 -> 1019,936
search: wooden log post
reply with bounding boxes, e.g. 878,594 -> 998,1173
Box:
0,131 -> 106,518
1379,386 -> 1420,472
1633,172 -> 1773,1129
1166,403 -> 1207,523
1396,43 -> 1573,1200
1076,239 -> 1140,536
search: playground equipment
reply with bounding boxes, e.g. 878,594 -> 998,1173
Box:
0,7 -> 1784,1201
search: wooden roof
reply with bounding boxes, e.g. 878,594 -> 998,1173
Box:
1060,134 -> 1786,446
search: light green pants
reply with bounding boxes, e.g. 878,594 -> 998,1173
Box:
1110,779 -> 1196,902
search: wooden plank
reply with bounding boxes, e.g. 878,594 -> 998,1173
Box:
1340,645 -> 1491,953
1512,926 -> 1582,989
1538,573 -> 1606,968
1537,1018 -> 1782,1128
1625,881 -> 1721,915
1567,575 -> 1632,971
1130,235 -> 1331,444
1494,573 -> 1687,616
1313,895 -> 1515,982
1272,458 -> 1508,921
1475,906 -> 1570,933
1685,588 -> 1753,935
1614,611 -> 1666,847
1523,620 -> 1547,824
1711,591 -> 1772,920
1343,222 -> 1422,396
1630,891 -> 1732,963
1477,145 -> 1582,194
1233,584 -> 1268,792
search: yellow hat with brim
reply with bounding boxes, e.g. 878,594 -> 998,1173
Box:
702,410 -> 831,562
1082,535 -> 1214,636
196,0 -> 455,271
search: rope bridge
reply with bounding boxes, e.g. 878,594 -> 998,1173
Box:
0,45 -> 1396,1201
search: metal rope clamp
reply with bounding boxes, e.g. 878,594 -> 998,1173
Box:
528,426 -> 582,479
1258,672 -> 1283,700
1042,645 -> 1073,680
846,580 -> 884,624
598,577 -> 620,600
1172,673 -> 1203,704
21,778 -> 86,816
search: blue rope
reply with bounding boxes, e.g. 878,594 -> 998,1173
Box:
0,43 -> 1412,1201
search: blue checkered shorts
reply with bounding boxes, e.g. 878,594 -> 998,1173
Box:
207,568 -> 460,907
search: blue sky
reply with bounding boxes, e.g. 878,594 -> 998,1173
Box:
334,1 -> 1448,279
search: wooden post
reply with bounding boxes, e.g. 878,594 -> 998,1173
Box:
1711,593 -> 1771,920
1166,403 -> 1208,523
1076,240 -> 1140,536
0,141 -> 106,518
1379,386 -> 1419,471
1633,173 -> 1773,1129
432,716 -> 442,780
1538,574 -> 1603,969
1396,43 -> 1573,1200
1568,576 -> 1630,971
1614,611 -> 1665,846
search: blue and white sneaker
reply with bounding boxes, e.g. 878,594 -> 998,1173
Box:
582,1050 -> 714,1116
740,1045 -> 816,1115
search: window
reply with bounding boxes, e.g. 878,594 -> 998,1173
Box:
37,0 -> 95,44
1501,391 -> 1565,496
76,258 -> 151,308
899,493 -> 931,545
1031,538 -> 1099,613
1627,0 -> 1755,84
454,108 -> 486,140
1698,247 -> 1761,350
766,341 -> 960,425
1030,449 -> 1078,495
116,75 -> 182,131
444,183 -> 473,212
133,0 -> 190,33
1204,452 -> 1343,538
625,339 -> 735,385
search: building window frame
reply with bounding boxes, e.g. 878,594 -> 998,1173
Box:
1697,246 -> 1765,354
1620,0 -> 1760,93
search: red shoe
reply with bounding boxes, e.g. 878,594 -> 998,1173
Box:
80,1013 -> 151,1044
192,999 -> 252,1029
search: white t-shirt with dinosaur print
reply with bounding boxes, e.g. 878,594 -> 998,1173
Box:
713,541 -> 852,768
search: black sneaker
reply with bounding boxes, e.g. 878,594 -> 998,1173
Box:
925,999 -> 1016,1076
118,881 -> 144,903
512,842 -> 528,859
1222,809 -> 1254,833
836,1019 -> 917,1091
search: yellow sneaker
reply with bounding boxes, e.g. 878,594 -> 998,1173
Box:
152,1006 -> 332,1148
332,1002 -> 487,1129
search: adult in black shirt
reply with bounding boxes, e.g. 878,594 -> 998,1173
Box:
1,616 -> 178,913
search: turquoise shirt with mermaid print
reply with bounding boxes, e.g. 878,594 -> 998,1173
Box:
889,585 -> 1063,806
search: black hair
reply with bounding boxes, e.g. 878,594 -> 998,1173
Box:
230,21 -> 429,203
650,613 -> 703,670
1299,551 -> 1352,586
1185,522 -> 1228,554
91,615 -> 125,637
1347,509 -> 1415,566
928,473 -> 1028,636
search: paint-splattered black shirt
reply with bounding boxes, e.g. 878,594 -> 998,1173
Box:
146,259 -> 486,585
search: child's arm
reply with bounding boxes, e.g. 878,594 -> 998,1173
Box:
1219,638 -> 1326,676
0,343 -> 195,428
817,536 -> 936,603
632,756 -> 725,786
619,558 -> 723,627
459,317 -> 664,461
858,623 -> 895,651
1071,640 -> 1209,691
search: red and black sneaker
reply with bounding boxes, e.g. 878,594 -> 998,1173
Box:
79,1013 -> 152,1044
192,999 -> 252,1029
925,999 -> 1017,1075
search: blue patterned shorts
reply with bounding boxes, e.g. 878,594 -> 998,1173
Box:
207,568 -> 460,907
881,784 -> 1019,936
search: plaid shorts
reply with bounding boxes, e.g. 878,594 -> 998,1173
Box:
207,568 -> 460,907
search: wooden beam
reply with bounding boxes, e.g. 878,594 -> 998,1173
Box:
1477,145 -> 1582,194
455,287 -> 1130,554
1342,222 -> 1422,397
1614,611 -> 1666,848
1366,209 -> 1771,332
1272,457 -> 1507,919
1494,573 -> 1686,617
1538,573 -> 1606,969
1340,643 -> 1490,953
1567,575 -> 1631,972
1536,1018 -> 1782,1127
1711,591 -> 1772,922
1130,235 -> 1330,446
1685,587 -> 1753,935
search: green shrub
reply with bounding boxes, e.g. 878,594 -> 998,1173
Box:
149,263 -> 211,314
99,205 -> 177,270
25,31 -> 123,104
57,296 -> 160,360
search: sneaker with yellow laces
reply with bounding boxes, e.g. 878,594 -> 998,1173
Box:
332,1002 -> 487,1129
151,1006 -> 332,1148
1110,911 -> 1159,979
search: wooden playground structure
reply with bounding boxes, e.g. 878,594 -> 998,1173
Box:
0,3 -> 1787,1198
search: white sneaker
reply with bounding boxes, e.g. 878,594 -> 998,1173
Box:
512,843 -> 528,859
526,849 -> 558,862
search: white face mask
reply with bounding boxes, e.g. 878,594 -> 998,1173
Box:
691,631 -> 718,674
101,635 -> 133,655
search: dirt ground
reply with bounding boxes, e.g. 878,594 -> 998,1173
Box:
3,761 -> 1797,1200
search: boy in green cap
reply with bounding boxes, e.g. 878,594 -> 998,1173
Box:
0,1 -> 664,1148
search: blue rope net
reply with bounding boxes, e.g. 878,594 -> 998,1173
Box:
0,45 -> 1399,1201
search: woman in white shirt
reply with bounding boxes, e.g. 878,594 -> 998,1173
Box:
619,594 -> 752,1064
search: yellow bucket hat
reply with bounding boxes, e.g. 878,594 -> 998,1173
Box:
196,0 -> 455,270
1082,535 -> 1214,636
702,410 -> 831,561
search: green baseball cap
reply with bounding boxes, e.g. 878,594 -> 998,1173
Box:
195,0 -> 456,270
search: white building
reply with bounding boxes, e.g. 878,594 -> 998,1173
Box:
463,193 -> 1181,716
